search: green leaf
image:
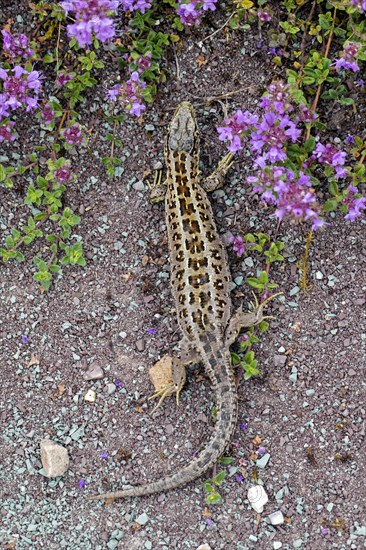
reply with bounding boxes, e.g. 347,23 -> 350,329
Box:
246,277 -> 263,290
203,481 -> 214,493
219,456 -> 235,465
231,352 -> 241,366
206,492 -> 222,505
258,320 -> 270,332
328,181 -> 339,196
324,198 -> 338,212
4,178 -> 13,188
0,164 -> 6,182
303,136 -> 316,153
214,471 -> 226,486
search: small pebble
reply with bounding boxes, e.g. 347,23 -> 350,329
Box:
268,510 -> 284,525
273,543 -> 282,550
274,355 -> 287,367
136,513 -> 149,526
196,545 -> 211,550
83,363 -> 104,381
107,383 -> 116,395
84,389 -> 96,403
256,453 -> 270,469
40,439 -> 69,478
136,339 -> 145,352
247,485 -> 268,513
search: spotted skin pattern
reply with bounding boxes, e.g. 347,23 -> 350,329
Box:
90,102 -> 272,501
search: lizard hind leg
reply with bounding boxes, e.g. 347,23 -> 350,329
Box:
148,355 -> 187,414
148,339 -> 201,414
225,292 -> 282,347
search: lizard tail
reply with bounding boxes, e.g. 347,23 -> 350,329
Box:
89,345 -> 237,501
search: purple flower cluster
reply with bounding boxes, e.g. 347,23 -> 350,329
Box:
60,0 -> 120,47
55,163 -> 73,183
0,121 -> 15,142
41,104 -> 55,124
120,0 -> 151,12
334,42 -> 361,72
257,11 -> 271,22
56,73 -> 73,87
2,29 -> 33,59
177,0 -> 217,25
249,167 -> 325,230
343,186 -> 366,221
106,53 -> 151,116
350,0 -> 366,12
229,234 -> 253,258
218,81 -> 326,228
61,123 -> 84,144
218,79 -> 365,226
312,142 -> 348,179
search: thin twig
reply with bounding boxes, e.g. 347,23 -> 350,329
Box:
55,21 -> 62,81
199,11 -> 237,44
305,7 -> 337,140
173,45 -> 181,81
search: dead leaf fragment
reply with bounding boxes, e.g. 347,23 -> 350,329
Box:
26,353 -> 39,368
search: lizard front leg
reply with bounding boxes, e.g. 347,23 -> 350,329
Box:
148,168 -> 167,203
203,152 -> 234,193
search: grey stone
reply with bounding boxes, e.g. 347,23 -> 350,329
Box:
40,439 -> 69,478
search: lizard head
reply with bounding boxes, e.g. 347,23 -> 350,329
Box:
166,101 -> 198,154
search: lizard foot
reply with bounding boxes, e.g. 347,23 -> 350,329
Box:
147,168 -> 167,204
148,355 -> 186,413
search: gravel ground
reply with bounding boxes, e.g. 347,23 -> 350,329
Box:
1,4 -> 366,550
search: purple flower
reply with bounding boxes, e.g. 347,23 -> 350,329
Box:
120,0 -> 152,12
78,478 -> 86,488
177,0 -> 217,25
350,0 -> 366,11
136,52 -> 152,74
56,73 -> 73,87
257,447 -> 266,456
258,11 -> 271,22
54,163 -> 73,183
240,422 -> 248,431
343,186 -> 366,222
62,123 -> 84,144
115,379 -> 123,387
60,0 -> 121,47
313,142 -> 348,179
100,450 -> 109,459
0,121 -> 15,142
334,42 -> 361,73
345,135 -> 355,146
356,79 -> 365,87
321,527 -> 328,537
21,335 -> 29,343
205,518 -> 215,527
0,66 -> 42,113
147,327 -> 157,335
229,235 -> 246,257
106,71 -> 147,117
2,29 -> 34,59
217,109 -> 258,153
235,474 -> 244,483
41,104 -> 55,124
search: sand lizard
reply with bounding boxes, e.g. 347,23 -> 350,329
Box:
90,102 -> 277,501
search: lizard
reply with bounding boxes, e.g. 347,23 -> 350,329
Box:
89,101 -> 278,501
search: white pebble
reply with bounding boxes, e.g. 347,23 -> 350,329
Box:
247,485 -> 268,513
268,510 -> 284,525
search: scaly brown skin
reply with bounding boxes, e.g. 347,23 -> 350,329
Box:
89,102 -> 276,501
